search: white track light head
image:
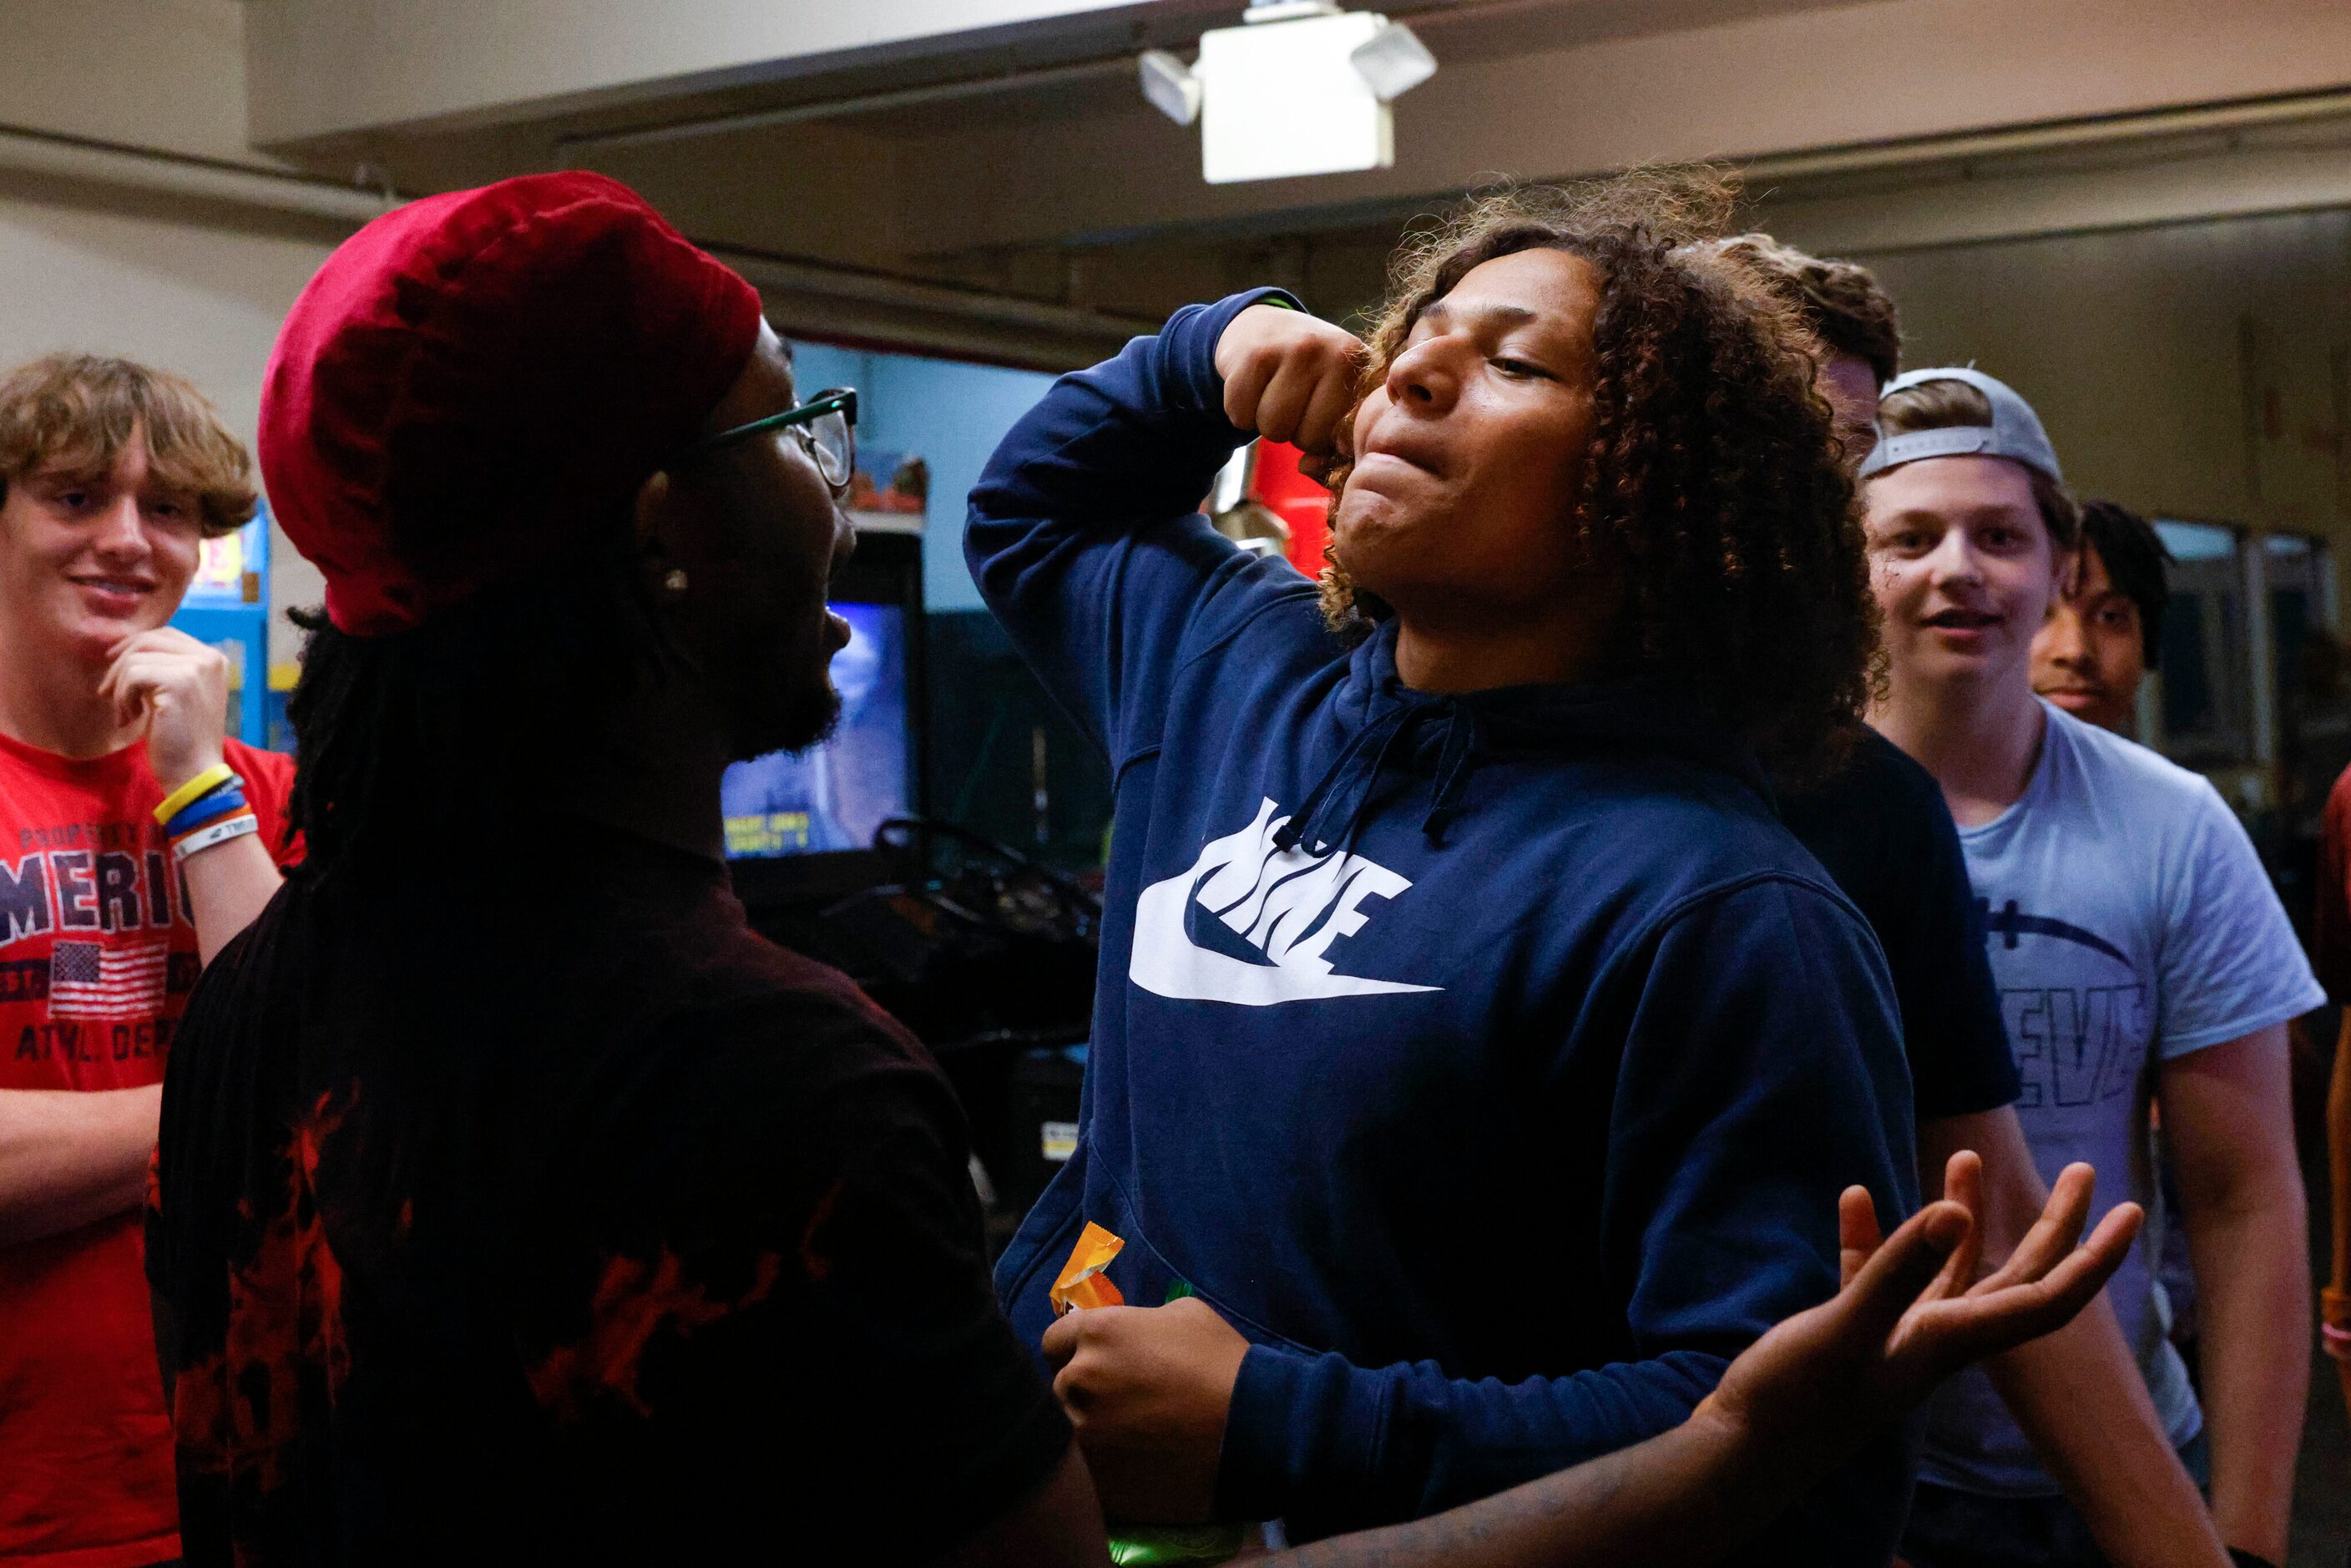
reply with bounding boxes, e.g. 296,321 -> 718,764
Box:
1139,49 -> 1202,126
1350,21 -> 1435,102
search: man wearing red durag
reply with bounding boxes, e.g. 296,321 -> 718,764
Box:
143,175 -> 1098,1566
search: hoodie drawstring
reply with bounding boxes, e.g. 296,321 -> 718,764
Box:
1421,706 -> 1482,846
1272,700 -> 1482,857
1272,704 -> 1411,855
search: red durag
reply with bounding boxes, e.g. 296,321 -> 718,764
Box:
260,171 -> 764,635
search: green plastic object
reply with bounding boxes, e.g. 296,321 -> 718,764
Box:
1106,1525 -> 1248,1565
1105,1283 -> 1236,1565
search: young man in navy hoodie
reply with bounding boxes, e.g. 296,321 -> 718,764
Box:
971,179 -> 1927,1559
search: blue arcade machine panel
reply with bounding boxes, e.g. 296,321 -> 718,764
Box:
169,501 -> 271,747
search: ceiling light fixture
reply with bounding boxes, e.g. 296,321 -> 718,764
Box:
1139,1 -> 1437,185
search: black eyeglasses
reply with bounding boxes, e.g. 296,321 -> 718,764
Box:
684,387 -> 858,496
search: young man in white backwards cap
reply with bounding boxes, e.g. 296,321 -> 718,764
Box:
1860,367 -> 2318,1568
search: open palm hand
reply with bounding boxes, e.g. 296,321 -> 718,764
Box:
1704,1152 -> 2140,1453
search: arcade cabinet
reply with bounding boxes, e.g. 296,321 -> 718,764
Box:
169,501 -> 271,747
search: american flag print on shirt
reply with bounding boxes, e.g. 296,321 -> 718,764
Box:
49,938 -> 171,1020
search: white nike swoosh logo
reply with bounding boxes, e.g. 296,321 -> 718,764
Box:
1129,797 -> 1442,1006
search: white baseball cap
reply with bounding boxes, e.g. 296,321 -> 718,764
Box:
1858,366 -> 2063,485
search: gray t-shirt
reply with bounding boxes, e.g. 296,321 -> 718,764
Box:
1922,701 -> 2323,1496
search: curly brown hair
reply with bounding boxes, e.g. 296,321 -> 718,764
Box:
1320,171 -> 1881,782
1713,233 -> 1901,387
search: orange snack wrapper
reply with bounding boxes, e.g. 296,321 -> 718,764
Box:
1050,1222 -> 1127,1315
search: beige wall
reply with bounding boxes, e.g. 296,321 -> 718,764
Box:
0,0 -> 270,164
1853,210 -> 2351,775
0,0 -> 341,667
881,0 -> 2351,260
1859,209 -> 2351,549
0,185 -> 338,664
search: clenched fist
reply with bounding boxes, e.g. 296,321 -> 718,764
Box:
99,626 -> 231,793
1040,1295 -> 1249,1524
1213,303 -> 1367,463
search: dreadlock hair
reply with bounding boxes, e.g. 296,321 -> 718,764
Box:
1318,169 -> 1881,785
1711,234 -> 1902,387
284,536 -> 663,882
2073,498 -> 2172,661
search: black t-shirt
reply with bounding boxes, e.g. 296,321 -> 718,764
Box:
146,827 -> 1069,1566
1782,727 -> 2023,1122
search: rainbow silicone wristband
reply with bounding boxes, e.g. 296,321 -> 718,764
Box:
164,788 -> 249,840
172,812 -> 258,863
154,763 -> 239,827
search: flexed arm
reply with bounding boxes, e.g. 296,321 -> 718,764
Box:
963,293 -> 1358,761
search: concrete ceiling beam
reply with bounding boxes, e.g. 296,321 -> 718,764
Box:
241,0 -> 1213,149
873,0 -> 2351,255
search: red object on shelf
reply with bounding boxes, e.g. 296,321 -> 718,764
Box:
1250,440 -> 1333,582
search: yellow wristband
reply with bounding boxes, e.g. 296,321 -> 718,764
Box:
154,762 -> 237,827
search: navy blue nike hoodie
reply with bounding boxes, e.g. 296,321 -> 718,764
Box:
970,290 -> 1920,1558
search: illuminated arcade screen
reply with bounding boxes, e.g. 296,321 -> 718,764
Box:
720,602 -> 910,859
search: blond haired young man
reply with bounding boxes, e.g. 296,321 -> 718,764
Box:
0,354 -> 296,1568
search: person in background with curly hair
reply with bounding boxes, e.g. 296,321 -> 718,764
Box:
1709,234 -> 1899,473
967,173 -> 1928,1562
2030,498 -> 2172,738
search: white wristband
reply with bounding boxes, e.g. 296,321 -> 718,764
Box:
173,812 -> 260,862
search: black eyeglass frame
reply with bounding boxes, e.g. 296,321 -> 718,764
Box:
683,387 -> 859,494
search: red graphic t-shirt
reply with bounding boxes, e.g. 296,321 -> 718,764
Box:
0,729 -> 296,1568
